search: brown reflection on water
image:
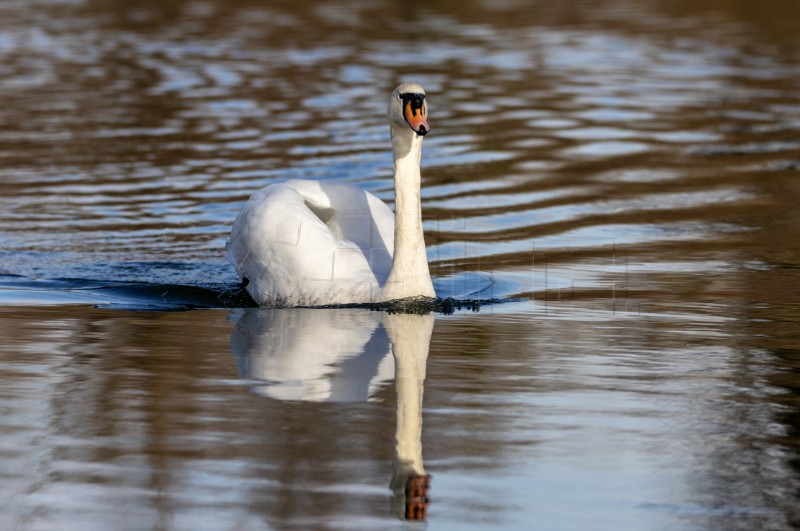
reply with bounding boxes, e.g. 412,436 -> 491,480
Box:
427,308 -> 800,528
0,307 -> 396,528
3,301 -> 800,528
0,305 -> 440,527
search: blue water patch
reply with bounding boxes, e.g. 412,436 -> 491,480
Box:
0,272 -> 516,313
0,273 -> 252,311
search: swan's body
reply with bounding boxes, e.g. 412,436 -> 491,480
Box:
227,83 -> 436,306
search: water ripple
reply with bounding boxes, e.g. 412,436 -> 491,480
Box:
0,0 -> 795,311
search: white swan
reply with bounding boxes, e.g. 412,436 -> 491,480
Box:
226,83 -> 436,306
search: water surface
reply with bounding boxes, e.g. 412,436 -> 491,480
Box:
2,0 -> 800,529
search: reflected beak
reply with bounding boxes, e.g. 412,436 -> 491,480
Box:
403,97 -> 430,136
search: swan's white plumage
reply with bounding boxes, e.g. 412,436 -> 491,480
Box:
227,179 -> 395,306
227,82 -> 435,306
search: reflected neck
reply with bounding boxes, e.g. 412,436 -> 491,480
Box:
386,313 -> 434,481
380,127 -> 435,301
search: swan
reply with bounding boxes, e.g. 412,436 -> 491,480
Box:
227,82 -> 436,306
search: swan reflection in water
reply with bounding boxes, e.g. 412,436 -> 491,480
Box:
230,308 -> 434,520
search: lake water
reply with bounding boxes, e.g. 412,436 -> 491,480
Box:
2,0 -> 800,529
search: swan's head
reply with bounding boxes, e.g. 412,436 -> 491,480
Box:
389,83 -> 430,138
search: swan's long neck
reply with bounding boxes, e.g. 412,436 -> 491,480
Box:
380,129 -> 436,301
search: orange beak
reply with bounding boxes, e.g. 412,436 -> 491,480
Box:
403,99 -> 430,136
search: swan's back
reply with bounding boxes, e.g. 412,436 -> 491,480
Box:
227,179 -> 395,306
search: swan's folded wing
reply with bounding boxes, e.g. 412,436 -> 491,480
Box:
284,179 -> 395,253
227,183 -> 384,306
